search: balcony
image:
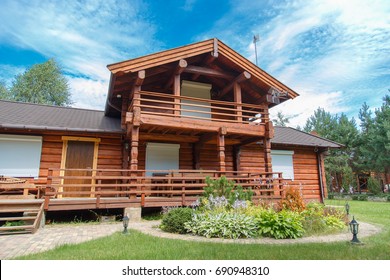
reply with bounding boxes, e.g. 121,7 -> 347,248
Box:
127,91 -> 269,137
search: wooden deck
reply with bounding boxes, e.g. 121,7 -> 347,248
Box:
41,169 -> 284,211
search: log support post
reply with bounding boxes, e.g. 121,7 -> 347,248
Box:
233,82 -> 242,123
218,127 -> 227,173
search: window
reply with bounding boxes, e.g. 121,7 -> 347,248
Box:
181,80 -> 211,119
145,143 -> 180,176
0,134 -> 42,178
271,150 -> 294,180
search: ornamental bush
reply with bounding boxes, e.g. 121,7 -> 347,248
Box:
203,176 -> 253,206
185,211 -> 258,239
251,208 -> 304,239
301,203 -> 346,235
278,186 -> 306,212
160,207 -> 193,234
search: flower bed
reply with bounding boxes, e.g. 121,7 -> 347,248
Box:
160,176 -> 347,239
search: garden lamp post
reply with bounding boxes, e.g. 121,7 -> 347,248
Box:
349,216 -> 360,243
122,215 -> 129,234
345,202 -> 350,215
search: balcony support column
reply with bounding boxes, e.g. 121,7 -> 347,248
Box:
233,82 -> 242,123
129,125 -> 139,199
173,74 -> 181,116
218,127 -> 227,173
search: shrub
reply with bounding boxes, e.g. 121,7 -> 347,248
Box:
367,177 -> 382,195
301,203 -> 346,235
160,207 -> 193,234
387,195 -> 390,202
204,176 -> 253,206
185,212 -> 258,239
358,194 -> 368,201
278,186 -> 306,212
351,194 -> 359,201
251,208 -> 304,239
328,193 -> 334,199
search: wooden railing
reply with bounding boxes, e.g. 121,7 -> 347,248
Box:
44,169 -> 284,208
130,91 -> 269,125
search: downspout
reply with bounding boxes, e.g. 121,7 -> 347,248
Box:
316,148 -> 325,203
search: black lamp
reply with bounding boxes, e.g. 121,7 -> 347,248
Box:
122,215 -> 129,234
345,202 -> 350,215
349,216 -> 360,243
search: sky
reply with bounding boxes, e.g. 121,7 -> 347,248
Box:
0,0 -> 389,127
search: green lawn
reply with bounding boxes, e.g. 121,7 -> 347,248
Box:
17,200 -> 390,260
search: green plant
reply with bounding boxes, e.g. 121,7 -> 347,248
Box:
387,195 -> 390,202
323,216 -> 346,229
358,194 -> 368,201
301,203 -> 346,235
278,186 -> 306,212
185,211 -> 258,239
2,220 -> 25,227
160,207 -> 193,234
328,193 -> 334,199
251,208 -> 304,239
203,176 -> 253,206
367,177 -> 382,195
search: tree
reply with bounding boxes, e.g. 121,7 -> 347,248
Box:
10,59 -> 72,106
272,111 -> 290,126
0,81 -> 11,100
303,108 -> 337,138
303,108 -> 359,192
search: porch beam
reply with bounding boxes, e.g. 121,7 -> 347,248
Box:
217,71 -> 251,99
239,137 -> 262,146
184,65 -> 234,80
198,132 -> 216,145
164,59 -> 187,89
192,52 -> 218,80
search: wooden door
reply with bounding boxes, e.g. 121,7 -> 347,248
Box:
63,141 -> 94,197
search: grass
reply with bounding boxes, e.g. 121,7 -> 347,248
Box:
16,200 -> 390,260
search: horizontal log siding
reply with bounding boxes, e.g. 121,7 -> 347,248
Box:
239,144 -> 322,202
277,146 -> 321,202
38,134 -> 122,184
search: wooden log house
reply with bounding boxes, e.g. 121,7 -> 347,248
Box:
0,38 -> 341,216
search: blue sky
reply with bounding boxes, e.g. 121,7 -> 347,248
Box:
0,0 -> 389,127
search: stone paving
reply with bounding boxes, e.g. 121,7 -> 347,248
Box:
0,220 -> 382,259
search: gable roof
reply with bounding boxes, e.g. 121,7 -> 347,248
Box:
107,38 -> 298,99
105,38 -> 299,116
272,126 -> 342,148
0,100 -> 121,133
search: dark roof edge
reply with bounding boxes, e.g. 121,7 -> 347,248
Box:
0,99 -> 105,113
0,124 -> 123,134
274,126 -> 344,148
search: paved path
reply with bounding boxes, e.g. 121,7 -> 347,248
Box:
0,220 -> 382,259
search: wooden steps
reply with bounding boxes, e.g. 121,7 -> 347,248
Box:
0,199 -> 44,235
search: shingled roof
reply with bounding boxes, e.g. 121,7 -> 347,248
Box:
0,100 -> 121,133
272,126 -> 341,148
0,100 -> 340,148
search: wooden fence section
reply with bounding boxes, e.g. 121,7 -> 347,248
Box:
132,91 -> 269,125
44,169 -> 284,210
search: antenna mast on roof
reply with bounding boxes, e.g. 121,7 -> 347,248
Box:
253,34 -> 260,66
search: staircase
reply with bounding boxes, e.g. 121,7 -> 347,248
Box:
0,199 -> 44,235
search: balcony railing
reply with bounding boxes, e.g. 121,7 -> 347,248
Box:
130,91 -> 269,125
44,169 -> 284,208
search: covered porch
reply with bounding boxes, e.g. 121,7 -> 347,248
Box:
43,168 -> 284,211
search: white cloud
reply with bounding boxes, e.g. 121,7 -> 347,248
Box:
0,64 -> 25,86
196,0 -> 390,126
67,76 -> 108,110
0,0 -> 160,110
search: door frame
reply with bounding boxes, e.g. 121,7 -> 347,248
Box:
59,136 -> 100,198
